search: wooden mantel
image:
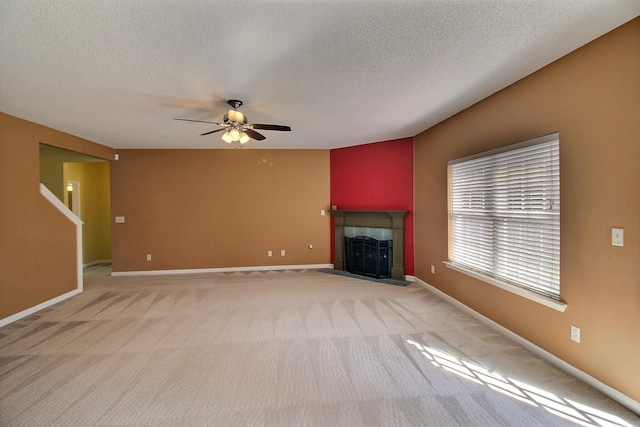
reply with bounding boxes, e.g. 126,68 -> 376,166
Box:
329,210 -> 408,281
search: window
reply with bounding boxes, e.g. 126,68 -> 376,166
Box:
447,133 -> 561,305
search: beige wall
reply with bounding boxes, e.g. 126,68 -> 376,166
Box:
110,149 -> 330,272
0,113 -> 114,320
65,162 -> 112,264
414,18 -> 640,401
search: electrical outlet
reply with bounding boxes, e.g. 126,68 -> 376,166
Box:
146,254 -> 152,261
571,325 -> 580,343
281,250 -> 286,256
268,251 -> 272,257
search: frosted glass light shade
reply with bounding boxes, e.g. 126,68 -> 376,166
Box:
221,131 -> 233,143
228,109 -> 244,123
239,132 -> 250,144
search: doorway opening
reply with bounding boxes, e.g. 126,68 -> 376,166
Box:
39,144 -> 112,267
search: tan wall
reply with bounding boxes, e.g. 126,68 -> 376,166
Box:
414,19 -> 640,401
0,113 -> 114,320
110,149 -> 330,272
65,162 -> 112,264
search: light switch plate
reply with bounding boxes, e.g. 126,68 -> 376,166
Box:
115,216 -> 125,223
612,228 -> 624,247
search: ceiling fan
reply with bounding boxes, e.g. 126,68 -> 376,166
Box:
175,99 -> 291,144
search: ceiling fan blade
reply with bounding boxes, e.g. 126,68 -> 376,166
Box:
200,128 -> 225,136
174,118 -> 223,125
251,124 -> 291,131
245,129 -> 266,141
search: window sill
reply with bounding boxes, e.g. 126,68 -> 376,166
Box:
443,261 -> 567,312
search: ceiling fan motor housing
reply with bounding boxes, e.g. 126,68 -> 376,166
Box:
227,99 -> 243,110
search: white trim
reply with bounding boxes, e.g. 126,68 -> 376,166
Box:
0,289 -> 82,328
40,183 -> 83,226
404,275 -> 416,282
443,261 -> 567,312
39,183 -> 83,295
413,276 -> 640,416
111,263 -> 335,277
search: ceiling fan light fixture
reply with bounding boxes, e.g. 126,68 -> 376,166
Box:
176,99 -> 290,145
221,131 -> 233,143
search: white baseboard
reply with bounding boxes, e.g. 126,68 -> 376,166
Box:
1,264 -> 331,326
0,288 -> 82,328
111,263 -> 335,277
413,277 -> 640,416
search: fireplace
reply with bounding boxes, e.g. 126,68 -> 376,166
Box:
329,210 -> 408,281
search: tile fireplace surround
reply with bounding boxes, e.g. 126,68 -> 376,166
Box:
329,210 -> 408,281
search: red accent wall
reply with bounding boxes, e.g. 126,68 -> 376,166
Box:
330,138 -> 414,275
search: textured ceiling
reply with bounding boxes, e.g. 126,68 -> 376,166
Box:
1,1 -> 639,150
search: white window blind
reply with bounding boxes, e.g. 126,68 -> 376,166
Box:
448,133 -> 560,299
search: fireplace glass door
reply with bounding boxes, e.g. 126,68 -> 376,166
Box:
344,236 -> 393,279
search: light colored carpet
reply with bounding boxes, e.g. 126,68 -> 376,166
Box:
0,265 -> 637,426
